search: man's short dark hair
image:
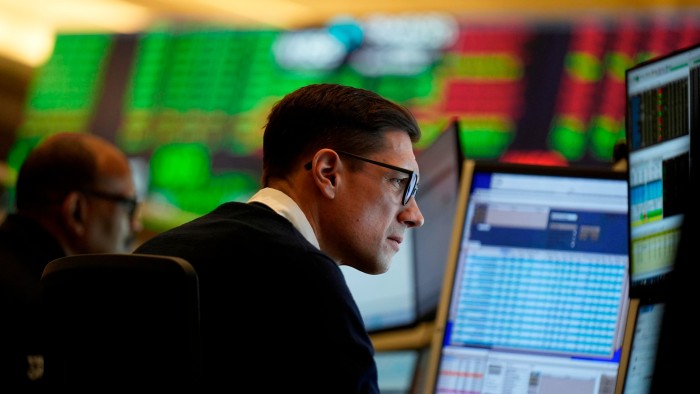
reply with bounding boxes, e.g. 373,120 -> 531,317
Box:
262,83 -> 421,184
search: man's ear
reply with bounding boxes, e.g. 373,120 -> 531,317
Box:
60,191 -> 87,237
309,149 -> 341,200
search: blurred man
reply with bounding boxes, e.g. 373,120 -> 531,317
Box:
0,132 -> 142,391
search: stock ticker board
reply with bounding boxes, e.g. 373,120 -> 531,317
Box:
9,12 -> 700,231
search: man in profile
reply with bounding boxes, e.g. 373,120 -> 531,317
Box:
134,83 -> 425,392
0,132 -> 142,391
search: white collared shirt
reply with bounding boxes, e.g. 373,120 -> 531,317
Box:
247,188 -> 320,249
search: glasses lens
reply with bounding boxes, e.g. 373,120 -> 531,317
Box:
125,200 -> 138,220
85,190 -> 139,219
404,173 -> 418,205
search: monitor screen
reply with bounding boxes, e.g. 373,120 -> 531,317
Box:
341,231 -> 417,333
615,43 -> 700,394
625,42 -> 700,298
374,349 -> 422,394
341,118 -> 464,333
423,160 -> 630,394
414,118 -> 464,321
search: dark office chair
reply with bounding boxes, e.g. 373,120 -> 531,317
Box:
40,253 -> 202,392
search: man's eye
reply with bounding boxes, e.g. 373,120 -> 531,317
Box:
392,178 -> 407,188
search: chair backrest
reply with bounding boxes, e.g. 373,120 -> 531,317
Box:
40,253 -> 202,391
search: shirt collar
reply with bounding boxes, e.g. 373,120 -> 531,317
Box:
247,187 -> 319,249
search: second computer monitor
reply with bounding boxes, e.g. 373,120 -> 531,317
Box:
424,160 -> 630,394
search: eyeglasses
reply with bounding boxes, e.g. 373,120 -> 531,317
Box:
304,150 -> 418,205
83,190 -> 139,219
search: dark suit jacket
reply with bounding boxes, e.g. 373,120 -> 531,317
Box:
134,201 -> 379,393
0,214 -> 64,392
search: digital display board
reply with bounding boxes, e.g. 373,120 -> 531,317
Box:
6,12 -> 700,234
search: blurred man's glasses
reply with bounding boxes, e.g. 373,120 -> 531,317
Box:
304,150 -> 418,206
83,190 -> 139,219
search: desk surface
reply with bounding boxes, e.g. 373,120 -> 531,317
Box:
370,320 -> 434,351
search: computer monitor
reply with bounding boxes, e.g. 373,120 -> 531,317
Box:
414,117 -> 465,321
423,159 -> 630,394
341,118 -> 464,333
625,42 -> 700,298
341,231 -> 417,333
612,42 -> 700,394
